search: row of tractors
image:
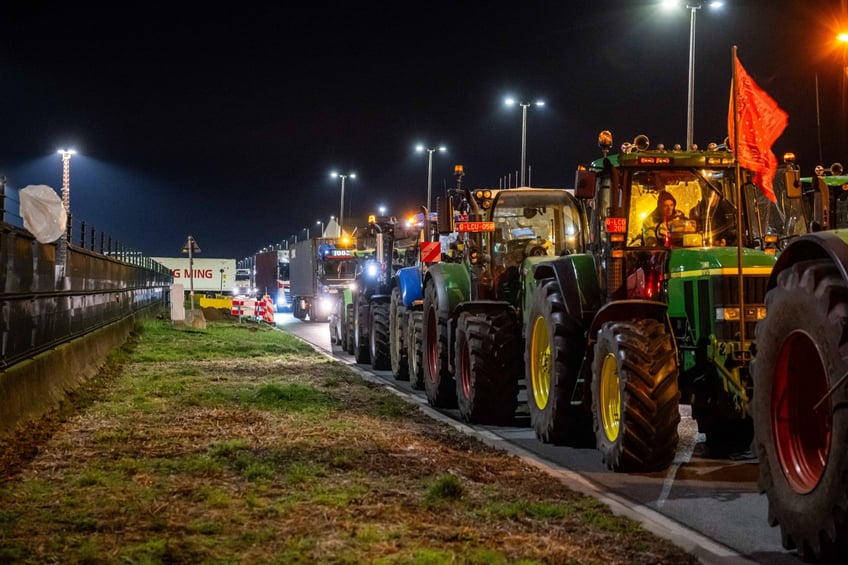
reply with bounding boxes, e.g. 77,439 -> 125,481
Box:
306,132 -> 848,562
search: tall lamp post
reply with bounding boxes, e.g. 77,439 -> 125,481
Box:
416,144 -> 446,220
839,31 -> 848,158
331,172 -> 356,235
662,1 -> 724,150
504,98 -> 543,187
57,148 -> 76,213
316,219 -> 324,238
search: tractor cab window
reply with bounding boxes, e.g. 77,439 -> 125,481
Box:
487,190 -> 583,301
490,191 -> 583,270
627,169 -> 737,248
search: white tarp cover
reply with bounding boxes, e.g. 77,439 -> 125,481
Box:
19,184 -> 67,243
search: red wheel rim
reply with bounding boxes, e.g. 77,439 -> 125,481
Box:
460,340 -> 471,398
426,305 -> 438,382
772,330 -> 831,494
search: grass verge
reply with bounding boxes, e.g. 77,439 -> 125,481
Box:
0,318 -> 699,564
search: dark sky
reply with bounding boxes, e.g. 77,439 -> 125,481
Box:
0,1 -> 844,260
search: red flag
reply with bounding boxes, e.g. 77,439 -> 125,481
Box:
728,55 -> 788,203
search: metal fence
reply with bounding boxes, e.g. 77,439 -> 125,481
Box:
1,176 -> 172,370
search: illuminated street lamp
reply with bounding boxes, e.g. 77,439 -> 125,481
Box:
504,98 -> 544,187
316,219 -> 324,237
57,148 -> 76,213
331,172 -> 356,234
415,144 -> 446,221
661,0 -> 724,150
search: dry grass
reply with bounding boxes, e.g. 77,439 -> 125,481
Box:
0,316 -> 700,564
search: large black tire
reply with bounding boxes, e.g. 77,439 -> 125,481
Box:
525,278 -> 594,445
455,310 -> 521,425
293,299 -> 307,321
354,297 -> 371,364
752,259 -> 848,562
407,309 -> 425,390
369,301 -> 391,371
422,277 -> 456,408
390,287 -> 409,381
344,303 -> 355,354
591,319 -> 680,472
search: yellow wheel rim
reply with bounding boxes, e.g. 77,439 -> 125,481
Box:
529,315 -> 550,410
599,353 -> 621,442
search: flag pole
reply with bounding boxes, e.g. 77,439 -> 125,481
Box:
731,44 -> 746,346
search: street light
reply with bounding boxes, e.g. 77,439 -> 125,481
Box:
504,98 -> 544,187
331,172 -> 356,234
415,144 -> 446,221
662,1 -> 724,150
316,219 -> 324,237
839,32 -> 848,157
57,148 -> 76,213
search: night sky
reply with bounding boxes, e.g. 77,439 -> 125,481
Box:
0,1 -> 843,260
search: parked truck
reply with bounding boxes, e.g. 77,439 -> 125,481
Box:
151,256 -> 236,297
253,249 -> 290,312
421,131 -> 809,473
750,159 -> 848,562
290,237 -> 357,322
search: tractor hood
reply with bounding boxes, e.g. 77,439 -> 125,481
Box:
667,246 -> 777,276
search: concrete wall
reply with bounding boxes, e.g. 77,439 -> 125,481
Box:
0,307 -> 158,439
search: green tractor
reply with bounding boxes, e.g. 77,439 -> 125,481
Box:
423,131 -> 809,472
750,160 -> 848,561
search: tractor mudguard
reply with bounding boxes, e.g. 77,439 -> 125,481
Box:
424,263 -> 472,316
767,229 -> 848,290
396,266 -> 423,307
531,254 -> 602,321
370,294 -> 391,305
587,300 -> 672,344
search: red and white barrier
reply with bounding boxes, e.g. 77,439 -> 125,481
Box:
258,295 -> 275,324
231,297 -> 258,318
231,296 -> 274,324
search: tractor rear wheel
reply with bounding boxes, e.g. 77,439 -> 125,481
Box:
525,278 -> 593,445
753,259 -> 848,562
591,319 -> 680,472
390,287 -> 409,381
455,310 -> 521,425
423,278 -> 456,407
369,301 -> 391,370
407,309 -> 425,390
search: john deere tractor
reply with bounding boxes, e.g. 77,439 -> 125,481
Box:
423,131 -> 809,472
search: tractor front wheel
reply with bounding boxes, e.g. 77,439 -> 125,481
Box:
455,310 -> 521,425
591,319 -> 680,472
525,278 -> 593,445
423,278 -> 456,407
390,287 -> 409,381
407,309 -> 425,390
369,302 -> 391,371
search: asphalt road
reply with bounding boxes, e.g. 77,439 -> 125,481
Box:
274,312 -> 804,565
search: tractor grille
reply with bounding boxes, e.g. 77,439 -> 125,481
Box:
712,274 -> 768,341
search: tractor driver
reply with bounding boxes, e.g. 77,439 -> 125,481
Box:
642,190 -> 686,246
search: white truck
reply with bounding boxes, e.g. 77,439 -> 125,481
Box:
233,268 -> 255,297
151,257 -> 237,297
